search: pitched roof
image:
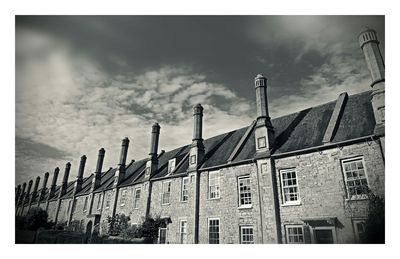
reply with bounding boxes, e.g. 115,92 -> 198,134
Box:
48,90 -> 376,197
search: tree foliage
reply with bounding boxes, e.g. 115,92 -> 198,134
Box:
106,214 -> 130,236
362,190 -> 385,243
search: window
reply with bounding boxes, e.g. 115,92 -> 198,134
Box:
168,159 -> 176,174
311,227 -> 337,244
133,187 -> 141,209
190,155 -> 196,165
162,181 -> 171,205
145,167 -> 151,177
83,196 -> 88,212
238,176 -> 252,207
208,218 -> 220,244
285,225 -> 304,244
280,169 -> 300,205
97,193 -> 102,210
179,220 -> 188,244
353,220 -> 366,243
240,226 -> 254,244
208,171 -> 220,199
341,157 -> 369,199
158,227 -> 167,244
105,192 -> 111,209
120,189 -> 127,207
181,177 -> 189,202
257,136 -> 266,149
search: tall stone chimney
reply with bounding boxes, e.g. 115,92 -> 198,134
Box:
74,155 -> 86,195
60,162 -> 71,197
18,182 -> 26,207
358,27 -> 385,137
38,172 -> 49,202
144,123 -> 160,179
189,104 -> 205,171
254,74 -> 274,154
114,139 -> 129,186
15,185 -> 21,205
92,148 -> 105,190
25,180 -> 33,204
31,176 -> 40,199
48,167 -> 59,199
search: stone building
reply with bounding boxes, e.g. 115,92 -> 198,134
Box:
15,27 -> 385,244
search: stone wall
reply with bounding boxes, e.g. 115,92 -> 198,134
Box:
275,140 -> 385,243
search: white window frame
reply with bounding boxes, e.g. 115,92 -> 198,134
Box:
97,193 -> 103,211
181,177 -> 189,202
280,168 -> 301,205
161,181 -> 171,205
120,189 -> 127,207
179,219 -> 188,244
240,226 -> 254,244
168,158 -> 176,174
105,192 -> 111,209
208,171 -> 220,200
133,187 -> 141,209
285,225 -> 305,244
341,157 -> 369,200
238,175 -> 252,208
310,226 -> 337,244
208,218 -> 220,244
158,227 -> 168,244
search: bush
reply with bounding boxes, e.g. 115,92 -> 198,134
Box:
107,214 -> 130,236
135,216 -> 165,242
362,190 -> 385,243
16,208 -> 53,231
119,224 -> 139,239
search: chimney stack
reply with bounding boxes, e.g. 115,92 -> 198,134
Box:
18,182 -> 27,207
358,27 -> 385,137
25,180 -> 33,203
149,123 -> 160,159
28,176 -> 40,209
60,162 -> 71,197
189,104 -> 205,171
93,148 -> 105,190
38,172 -> 49,202
32,176 -> 40,198
144,123 -> 161,179
15,185 -> 21,205
254,74 -> 274,153
49,167 -> 60,199
114,139 -> 129,186
74,155 -> 86,194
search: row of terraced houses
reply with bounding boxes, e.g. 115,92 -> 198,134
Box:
15,27 -> 385,244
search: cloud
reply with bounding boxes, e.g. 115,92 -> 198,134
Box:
15,28 -> 254,185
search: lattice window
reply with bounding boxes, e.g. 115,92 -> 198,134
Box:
208,171 -> 220,199
240,226 -> 254,244
238,176 -> 252,206
162,181 -> 171,205
181,177 -> 189,202
342,157 -> 369,199
280,169 -> 300,204
286,225 -> 304,244
208,218 -> 220,244
133,187 -> 141,209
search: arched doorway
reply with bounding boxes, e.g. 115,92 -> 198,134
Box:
85,221 -> 93,244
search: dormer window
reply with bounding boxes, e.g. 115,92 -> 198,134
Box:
168,159 -> 176,174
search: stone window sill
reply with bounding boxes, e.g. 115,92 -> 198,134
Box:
238,205 -> 253,210
281,201 -> 302,207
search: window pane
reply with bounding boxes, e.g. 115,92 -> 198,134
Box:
342,158 -> 368,199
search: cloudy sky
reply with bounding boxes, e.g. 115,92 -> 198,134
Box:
15,15 -> 384,185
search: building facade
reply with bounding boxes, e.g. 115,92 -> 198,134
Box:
15,27 -> 385,244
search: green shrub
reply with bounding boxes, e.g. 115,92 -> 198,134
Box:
107,214 -> 130,236
362,190 -> 385,243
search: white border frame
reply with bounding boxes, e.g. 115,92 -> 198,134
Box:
208,217 -> 221,244
239,225 -> 255,244
279,168 -> 301,206
284,224 -> 305,244
340,156 -> 369,200
180,176 -> 189,202
237,175 -> 252,208
161,180 -> 172,205
208,171 -> 221,200
310,226 -> 338,244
